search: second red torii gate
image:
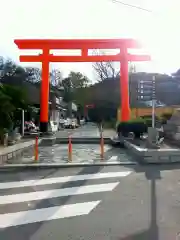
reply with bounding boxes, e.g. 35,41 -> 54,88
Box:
14,38 -> 151,133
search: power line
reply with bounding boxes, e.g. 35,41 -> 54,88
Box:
111,0 -> 152,12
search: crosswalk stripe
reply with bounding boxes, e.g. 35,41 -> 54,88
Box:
0,182 -> 119,205
108,156 -> 118,161
0,201 -> 100,228
0,171 -> 131,190
0,170 -> 132,228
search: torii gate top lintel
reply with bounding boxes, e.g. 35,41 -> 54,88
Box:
14,38 -> 150,63
14,38 -> 142,50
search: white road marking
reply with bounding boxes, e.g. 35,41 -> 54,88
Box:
94,146 -> 111,154
0,171 -> 131,189
108,156 -> 118,161
0,182 -> 119,205
0,201 -> 100,228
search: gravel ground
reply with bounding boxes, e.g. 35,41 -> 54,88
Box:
9,144 -> 135,164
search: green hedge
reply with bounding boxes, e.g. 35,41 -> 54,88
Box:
160,113 -> 172,124
116,118 -> 147,138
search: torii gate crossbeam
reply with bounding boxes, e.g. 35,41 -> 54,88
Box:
14,38 -> 151,133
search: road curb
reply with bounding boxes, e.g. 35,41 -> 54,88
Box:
124,140 -> 180,164
0,139 -> 43,165
40,137 -> 113,145
0,161 -> 138,169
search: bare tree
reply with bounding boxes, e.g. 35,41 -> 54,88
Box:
129,62 -> 136,73
25,67 -> 42,83
0,57 -> 20,78
92,50 -> 137,81
25,67 -> 63,87
50,69 -> 62,87
92,50 -> 119,81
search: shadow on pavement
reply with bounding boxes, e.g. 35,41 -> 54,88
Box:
131,162 -> 180,172
102,147 -> 135,162
116,161 -> 180,239
118,167 -> 161,240
1,165 -> 103,240
1,159 -> 180,239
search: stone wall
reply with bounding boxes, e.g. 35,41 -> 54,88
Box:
0,139 -> 42,165
124,140 -> 180,163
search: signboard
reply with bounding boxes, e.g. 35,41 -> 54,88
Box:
137,77 -> 156,101
137,76 -> 156,128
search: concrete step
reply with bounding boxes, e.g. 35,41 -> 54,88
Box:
40,137 -> 113,146
56,137 -> 112,144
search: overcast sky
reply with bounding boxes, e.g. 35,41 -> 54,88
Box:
0,0 -> 179,80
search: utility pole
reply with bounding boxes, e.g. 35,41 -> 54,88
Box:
22,109 -> 25,136
152,76 -> 156,128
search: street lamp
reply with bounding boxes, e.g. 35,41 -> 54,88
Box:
17,108 -> 25,136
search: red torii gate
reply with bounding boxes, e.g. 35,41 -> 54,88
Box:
14,39 -> 150,133
84,104 -> 95,119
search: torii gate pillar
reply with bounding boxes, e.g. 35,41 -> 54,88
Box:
120,47 -> 130,121
40,49 -> 50,132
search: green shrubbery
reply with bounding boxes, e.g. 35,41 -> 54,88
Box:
116,112 -> 172,139
116,118 -> 147,139
0,84 -> 27,143
160,113 -> 172,124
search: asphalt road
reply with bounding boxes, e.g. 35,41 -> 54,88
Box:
56,123 -> 100,138
1,164 -> 180,239
71,123 -> 100,137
